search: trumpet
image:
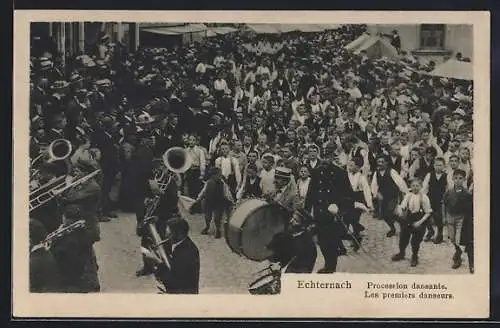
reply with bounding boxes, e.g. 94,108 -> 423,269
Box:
31,219 -> 86,253
29,169 -> 101,212
142,147 -> 192,271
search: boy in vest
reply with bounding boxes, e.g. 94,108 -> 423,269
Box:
443,169 -> 473,269
215,142 -> 242,199
422,157 -> 448,244
371,154 -> 409,237
392,178 -> 432,267
346,156 -> 373,251
236,163 -> 263,200
409,146 -> 436,181
197,167 -> 233,239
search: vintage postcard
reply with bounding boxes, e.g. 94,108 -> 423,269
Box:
13,10 -> 490,318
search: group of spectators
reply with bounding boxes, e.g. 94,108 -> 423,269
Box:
29,23 -> 474,270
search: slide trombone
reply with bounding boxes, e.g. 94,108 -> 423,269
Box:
29,169 -> 101,212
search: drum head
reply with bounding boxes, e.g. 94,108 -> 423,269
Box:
228,200 -> 289,261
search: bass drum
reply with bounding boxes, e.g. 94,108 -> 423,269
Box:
225,198 -> 289,262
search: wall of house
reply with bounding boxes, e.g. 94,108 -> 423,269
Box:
366,24 -> 473,60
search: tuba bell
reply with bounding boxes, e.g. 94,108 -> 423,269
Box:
163,146 -> 192,174
47,139 -> 73,163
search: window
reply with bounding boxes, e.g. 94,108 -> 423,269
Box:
419,24 -> 445,49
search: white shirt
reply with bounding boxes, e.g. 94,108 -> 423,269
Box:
297,177 -> 311,199
371,168 -> 409,196
400,192 -> 432,214
309,159 -> 319,169
214,79 -> 228,91
348,171 -> 373,208
260,168 -> 276,194
215,156 -> 242,185
196,62 -> 206,74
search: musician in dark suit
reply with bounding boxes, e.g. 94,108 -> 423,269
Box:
304,143 -> 354,273
132,131 -> 160,277
55,162 -> 102,293
153,217 -> 200,294
92,115 -> 119,218
29,219 -> 63,293
266,208 -> 317,274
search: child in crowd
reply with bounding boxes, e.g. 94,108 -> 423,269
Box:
443,169 -> 473,269
392,178 -> 432,267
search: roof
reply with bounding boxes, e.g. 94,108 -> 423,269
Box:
245,24 -> 342,34
428,59 -> 473,81
141,23 -> 208,36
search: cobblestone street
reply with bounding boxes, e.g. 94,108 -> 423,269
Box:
93,206 -> 470,294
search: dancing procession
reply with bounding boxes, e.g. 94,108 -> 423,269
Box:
28,22 -> 474,295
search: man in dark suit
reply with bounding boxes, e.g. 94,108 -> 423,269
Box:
271,69 -> 291,97
92,115 -> 119,219
152,217 -> 200,294
304,143 -> 354,273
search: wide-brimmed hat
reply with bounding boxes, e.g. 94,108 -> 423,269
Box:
94,79 -> 112,87
50,80 -> 70,90
38,57 -> 53,71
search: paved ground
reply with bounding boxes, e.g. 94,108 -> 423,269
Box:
94,205 -> 471,294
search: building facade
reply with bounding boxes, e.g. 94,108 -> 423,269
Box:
366,24 -> 473,64
30,22 -> 141,66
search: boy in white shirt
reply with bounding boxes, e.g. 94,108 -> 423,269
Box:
346,156 -> 373,251
392,178 -> 432,267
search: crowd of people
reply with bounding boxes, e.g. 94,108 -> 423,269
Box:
28,24 -> 475,294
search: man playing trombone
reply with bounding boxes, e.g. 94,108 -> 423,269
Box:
53,160 -> 102,292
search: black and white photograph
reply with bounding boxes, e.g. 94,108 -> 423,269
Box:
12,9 -> 491,318
24,20 -> 479,297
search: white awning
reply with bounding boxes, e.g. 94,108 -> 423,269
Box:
141,23 -> 208,36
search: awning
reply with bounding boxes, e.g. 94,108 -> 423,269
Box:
245,24 -> 282,34
428,59 -> 473,81
141,23 -> 208,36
245,24 -> 341,34
344,33 -> 371,51
206,26 -> 239,37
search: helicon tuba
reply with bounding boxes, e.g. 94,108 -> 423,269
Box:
30,139 -> 73,180
142,147 -> 193,271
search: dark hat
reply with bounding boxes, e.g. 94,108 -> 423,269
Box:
69,73 -> 84,84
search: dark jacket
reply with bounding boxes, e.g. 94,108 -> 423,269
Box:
30,249 -> 63,292
286,230 -> 317,274
156,237 -> 200,294
304,161 -> 354,225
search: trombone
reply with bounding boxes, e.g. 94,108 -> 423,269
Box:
142,147 -> 192,271
29,169 -> 101,212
